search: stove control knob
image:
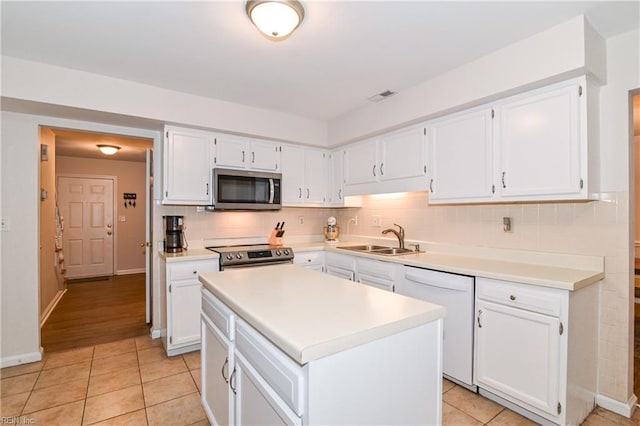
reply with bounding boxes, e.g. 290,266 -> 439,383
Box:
283,249 -> 290,256
226,254 -> 233,260
236,253 -> 243,259
275,250 -> 281,256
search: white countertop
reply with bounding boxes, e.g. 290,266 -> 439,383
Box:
199,264 -> 446,365
159,248 -> 219,262
292,242 -> 604,291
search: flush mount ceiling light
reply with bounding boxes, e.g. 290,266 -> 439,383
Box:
97,144 -> 120,155
246,0 -> 305,41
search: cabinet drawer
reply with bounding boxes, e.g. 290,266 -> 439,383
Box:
357,258 -> 395,281
476,278 -> 563,317
293,251 -> 324,266
235,320 -> 305,416
325,252 -> 356,270
169,260 -> 218,281
202,289 -> 235,340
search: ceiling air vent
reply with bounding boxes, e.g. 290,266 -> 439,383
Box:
368,90 -> 398,103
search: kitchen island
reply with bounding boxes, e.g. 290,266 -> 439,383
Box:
199,264 -> 446,425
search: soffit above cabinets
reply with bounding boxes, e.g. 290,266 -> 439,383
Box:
2,2 -> 637,122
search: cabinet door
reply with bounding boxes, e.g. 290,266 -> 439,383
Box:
280,145 -> 305,205
344,140 -> 378,185
379,126 -> 427,182
168,280 -> 202,347
304,149 -> 328,204
251,141 -> 280,172
201,314 -> 234,426
328,150 -> 344,205
497,82 -> 582,199
164,128 -> 212,204
428,108 -> 494,203
215,135 -> 249,169
234,353 -> 302,426
475,299 -> 560,417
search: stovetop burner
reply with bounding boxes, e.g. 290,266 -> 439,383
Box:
206,244 -> 294,269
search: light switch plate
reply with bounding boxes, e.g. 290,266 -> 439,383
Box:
119,216 -> 126,222
372,215 -> 382,227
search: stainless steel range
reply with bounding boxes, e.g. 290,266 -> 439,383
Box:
206,244 -> 294,270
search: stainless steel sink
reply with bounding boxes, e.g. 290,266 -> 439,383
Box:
370,247 -> 416,256
337,245 -> 420,256
338,245 -> 390,252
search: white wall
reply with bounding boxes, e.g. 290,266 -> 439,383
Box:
328,15 -> 603,145
0,56 -> 328,147
1,113 -> 42,365
0,112 -> 160,366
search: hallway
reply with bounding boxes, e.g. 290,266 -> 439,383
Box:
41,274 -> 149,353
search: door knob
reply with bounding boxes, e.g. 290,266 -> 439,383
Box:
107,224 -> 112,229
140,242 -> 145,248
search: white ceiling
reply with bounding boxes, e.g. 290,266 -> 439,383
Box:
53,128 -> 153,162
2,1 -> 639,125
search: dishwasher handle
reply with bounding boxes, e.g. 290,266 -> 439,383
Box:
404,272 -> 471,292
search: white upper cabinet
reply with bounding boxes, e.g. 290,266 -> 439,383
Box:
427,76 -> 593,204
428,108 -> 495,203
497,80 -> 584,200
344,140 -> 378,186
214,135 -> 280,172
378,126 -> 428,183
344,125 -> 428,196
163,126 -> 213,205
281,145 -> 329,206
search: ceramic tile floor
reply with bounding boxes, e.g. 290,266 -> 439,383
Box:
1,336 -> 639,425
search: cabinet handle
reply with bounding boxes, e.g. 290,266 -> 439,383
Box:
230,367 -> 237,394
298,188 -> 302,199
221,357 -> 229,383
192,270 -> 197,274
429,179 -> 434,193
338,189 -> 342,200
477,309 -> 483,328
502,171 -> 506,188
373,165 -> 377,177
306,188 -> 310,199
252,151 -> 255,163
206,183 -> 209,195
509,295 -> 516,301
380,163 -> 384,176
242,150 -> 245,163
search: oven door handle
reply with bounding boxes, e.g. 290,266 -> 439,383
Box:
268,178 -> 275,204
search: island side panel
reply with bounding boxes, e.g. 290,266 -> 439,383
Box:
305,319 -> 443,425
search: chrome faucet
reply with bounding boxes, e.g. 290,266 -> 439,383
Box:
382,224 -> 405,249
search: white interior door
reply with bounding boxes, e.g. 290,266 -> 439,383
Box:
58,176 -> 114,279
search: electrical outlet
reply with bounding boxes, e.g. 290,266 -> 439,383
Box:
298,216 -> 304,225
0,216 -> 9,231
372,215 -> 382,227
351,216 -> 358,226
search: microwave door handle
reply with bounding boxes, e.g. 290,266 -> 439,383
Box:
269,178 -> 275,204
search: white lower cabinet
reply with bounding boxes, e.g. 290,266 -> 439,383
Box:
474,277 -> 598,426
202,288 -> 442,426
292,251 -> 325,272
355,258 -> 398,292
161,257 -> 218,356
324,252 -> 355,280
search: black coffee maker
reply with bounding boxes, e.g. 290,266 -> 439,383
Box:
164,215 -> 185,253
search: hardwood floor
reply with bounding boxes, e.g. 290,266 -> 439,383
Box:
41,274 -> 149,353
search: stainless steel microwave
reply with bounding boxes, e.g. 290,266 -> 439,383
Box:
211,168 -> 281,210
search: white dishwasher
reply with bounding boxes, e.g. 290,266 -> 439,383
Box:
399,266 -> 475,388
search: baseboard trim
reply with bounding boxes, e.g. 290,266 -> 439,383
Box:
117,268 -> 145,275
1,350 -> 43,368
40,289 -> 66,327
596,393 -> 637,418
150,329 -> 162,339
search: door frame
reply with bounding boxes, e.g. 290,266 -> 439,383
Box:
56,173 -> 118,277
35,119 -> 161,353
